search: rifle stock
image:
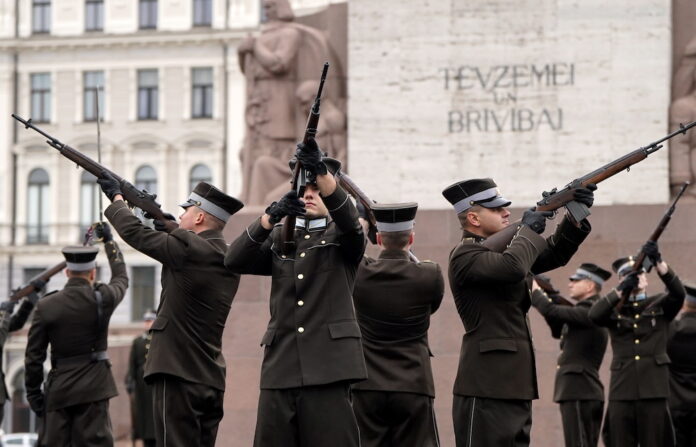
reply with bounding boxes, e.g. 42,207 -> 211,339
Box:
9,262 -> 65,302
282,62 -> 329,255
12,114 -> 179,232
482,121 -> 696,252
615,181 -> 689,310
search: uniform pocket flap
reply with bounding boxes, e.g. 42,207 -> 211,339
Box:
328,321 -> 362,339
150,316 -> 168,331
479,338 -> 517,353
655,353 -> 671,365
260,329 -> 276,347
559,364 -> 584,374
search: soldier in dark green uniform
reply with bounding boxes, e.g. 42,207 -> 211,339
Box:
126,309 -> 156,447
531,263 -> 611,447
98,176 -> 243,447
225,140 -> 366,447
351,202 -> 444,447
442,178 -> 595,447
25,224 -> 128,446
0,279 -> 46,425
666,282 -> 696,447
589,241 -> 685,447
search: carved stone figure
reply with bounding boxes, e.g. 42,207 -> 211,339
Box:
670,65 -> 696,198
238,0 -> 340,205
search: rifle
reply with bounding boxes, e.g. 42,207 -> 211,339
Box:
534,274 -> 574,306
8,224 -> 98,302
615,181 -> 689,311
12,114 -> 178,232
281,62 -> 329,255
482,121 -> 696,252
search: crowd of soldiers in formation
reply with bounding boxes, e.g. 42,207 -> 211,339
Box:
0,138 -> 694,447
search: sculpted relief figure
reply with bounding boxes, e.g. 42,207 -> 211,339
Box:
239,0 -> 344,205
670,52 -> 696,198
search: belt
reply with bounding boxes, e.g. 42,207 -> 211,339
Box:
51,350 -> 109,369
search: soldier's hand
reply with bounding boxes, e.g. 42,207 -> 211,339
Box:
28,393 -> 44,417
617,272 -> 639,294
521,208 -> 554,234
144,212 -> 176,232
573,183 -> 597,208
642,240 -> 662,266
30,278 -> 47,293
97,171 -> 122,202
296,138 -> 327,179
94,222 -> 113,242
0,301 -> 15,313
265,191 -> 306,225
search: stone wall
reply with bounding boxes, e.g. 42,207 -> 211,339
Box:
348,0 -> 672,208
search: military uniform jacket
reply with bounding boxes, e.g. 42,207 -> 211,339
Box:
531,291 -> 607,402
351,250 -> 444,397
0,299 -> 35,403
106,200 -> 240,391
588,268 -> 685,400
25,240 -> 128,412
448,217 -> 590,400
667,312 -> 696,410
126,331 -> 155,440
225,185 -> 367,389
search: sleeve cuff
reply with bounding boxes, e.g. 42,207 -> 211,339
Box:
322,185 -> 350,212
247,217 -> 272,244
557,215 -> 591,244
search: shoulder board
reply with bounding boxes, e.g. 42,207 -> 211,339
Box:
419,260 -> 436,264
43,290 -> 58,297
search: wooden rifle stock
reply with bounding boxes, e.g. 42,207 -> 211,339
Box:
282,62 -> 329,255
534,275 -> 574,306
615,181 -> 689,311
482,121 -> 696,252
9,262 -> 65,302
12,114 -> 179,232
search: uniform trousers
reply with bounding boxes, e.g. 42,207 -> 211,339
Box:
602,398 -> 675,447
453,395 -> 531,447
39,399 -> 113,447
253,382 -> 360,447
559,400 -> 603,447
352,390 -> 440,447
672,409 -> 696,447
151,374 -> 224,447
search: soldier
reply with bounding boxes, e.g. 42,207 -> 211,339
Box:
25,223 -> 128,446
666,282 -> 696,447
97,176 -> 243,447
351,202 -> 444,447
531,263 -> 611,447
225,140 -> 366,447
126,309 -> 156,447
442,178 -> 595,447
0,279 -> 47,425
588,241 -> 685,447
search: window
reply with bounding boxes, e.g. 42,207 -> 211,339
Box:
83,71 -> 104,122
131,266 -> 155,321
134,165 -> 157,224
10,369 -> 38,434
189,164 -> 212,191
193,0 -> 211,26
32,0 -> 50,34
137,69 -> 158,120
259,0 -> 267,23
191,68 -> 213,119
139,0 -> 157,29
27,168 -> 49,245
85,0 -> 104,31
80,171 -> 100,236
30,73 -> 51,123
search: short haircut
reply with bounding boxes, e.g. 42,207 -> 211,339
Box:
66,269 -> 93,280
457,205 -> 483,230
380,229 -> 412,250
194,206 -> 226,231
